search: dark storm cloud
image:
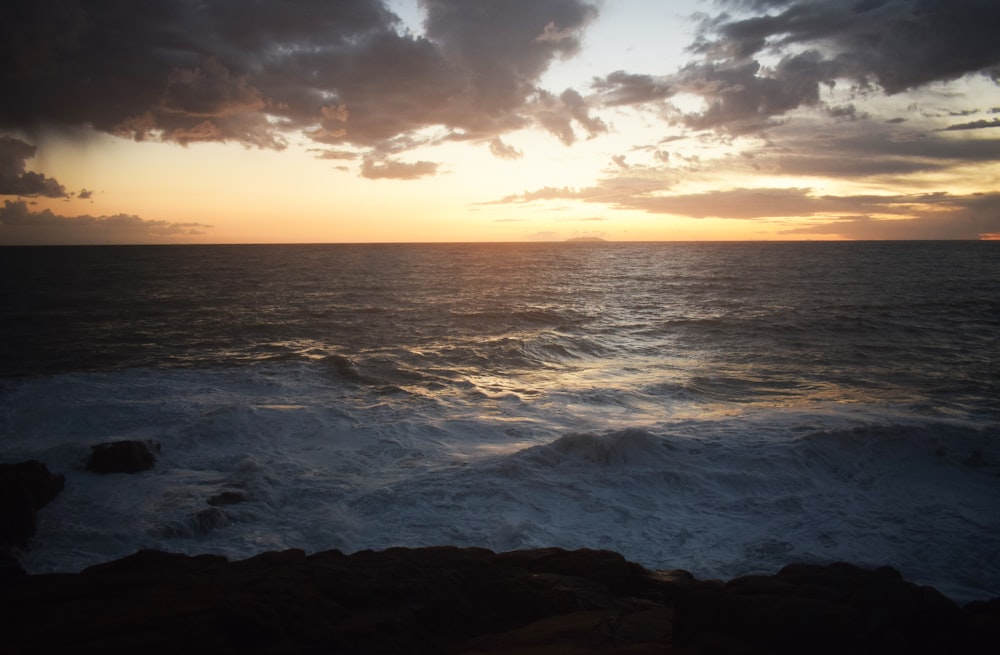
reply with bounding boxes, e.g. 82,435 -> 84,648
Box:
0,136 -> 68,197
592,1 -> 1000,135
0,200 -> 211,245
592,43 -> 839,135
673,50 -> 834,133
0,0 -> 599,158
422,0 -> 596,111
693,0 -> 1000,94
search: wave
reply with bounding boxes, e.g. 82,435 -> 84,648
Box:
4,243 -> 999,600
456,421 -> 1000,600
2,355 -> 999,602
502,429 -> 675,469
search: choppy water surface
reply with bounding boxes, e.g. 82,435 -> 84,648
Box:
1,242 -> 998,601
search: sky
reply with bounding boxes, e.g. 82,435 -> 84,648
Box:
2,0 -> 1000,244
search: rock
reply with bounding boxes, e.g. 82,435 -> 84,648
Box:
86,440 -> 159,474
0,548 -> 997,654
155,508 -> 233,539
673,561 -> 977,654
325,354 -> 374,384
207,491 -> 246,506
192,507 -> 231,534
0,460 -> 65,566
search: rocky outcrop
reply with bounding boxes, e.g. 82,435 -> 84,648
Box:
85,440 -> 159,474
1,546 -> 997,654
672,561 -> 990,654
207,490 -> 246,506
0,460 -> 64,567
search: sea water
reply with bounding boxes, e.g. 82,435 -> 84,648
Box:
1,241 -> 998,602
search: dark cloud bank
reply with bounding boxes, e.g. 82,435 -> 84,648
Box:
1,0 -> 611,243
2,0 -> 1000,242
591,0 -> 1000,133
0,136 -> 68,198
0,0 -> 601,154
0,200 -> 211,245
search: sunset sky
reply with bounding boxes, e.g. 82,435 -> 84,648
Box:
2,0 -> 999,244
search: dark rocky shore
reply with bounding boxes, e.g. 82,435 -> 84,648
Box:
3,546 -> 1000,654
3,459 -> 999,654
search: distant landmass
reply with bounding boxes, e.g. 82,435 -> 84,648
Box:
565,236 -> 607,242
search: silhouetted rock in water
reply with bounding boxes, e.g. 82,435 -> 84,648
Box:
0,460 -> 64,567
1,546 -> 998,654
207,491 -> 246,506
324,354 -> 372,384
673,562 -> 982,654
86,440 -> 159,474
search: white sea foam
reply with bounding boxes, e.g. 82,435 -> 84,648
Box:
3,363 -> 998,603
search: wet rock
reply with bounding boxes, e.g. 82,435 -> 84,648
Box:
86,440 -> 159,474
0,460 -> 65,566
0,548 -> 997,654
207,491 -> 246,506
325,354 -> 375,384
192,507 -> 231,534
155,508 -> 233,539
673,561 -> 977,654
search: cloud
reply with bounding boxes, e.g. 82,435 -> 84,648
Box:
558,88 -> 608,138
533,88 -> 608,145
0,200 -> 211,245
491,173 -> 1000,238
360,157 -> 438,180
693,0 -> 1000,94
778,192 -> 1000,239
940,118 -> 1000,131
489,175 -> 670,207
0,0 -> 600,157
590,1 -> 1000,137
592,44 -> 838,136
422,0 -> 597,115
592,71 -> 673,107
765,116 -> 1000,178
311,149 -> 358,161
621,187 -> 833,219
674,50 -> 834,133
0,136 -> 68,197
489,138 -> 523,160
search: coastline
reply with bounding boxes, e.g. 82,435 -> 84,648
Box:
3,460 -> 1000,653
3,545 -> 999,654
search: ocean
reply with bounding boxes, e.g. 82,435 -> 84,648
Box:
1,241 -> 998,601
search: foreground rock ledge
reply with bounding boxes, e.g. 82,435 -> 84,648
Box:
1,547 -> 998,654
